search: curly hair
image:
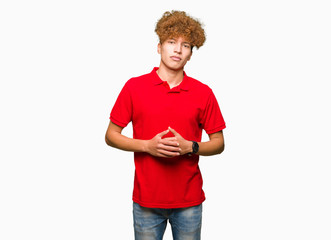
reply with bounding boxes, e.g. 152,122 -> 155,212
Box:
155,10 -> 206,49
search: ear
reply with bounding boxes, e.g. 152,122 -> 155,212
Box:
157,43 -> 161,54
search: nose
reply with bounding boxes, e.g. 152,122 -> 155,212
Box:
174,43 -> 182,53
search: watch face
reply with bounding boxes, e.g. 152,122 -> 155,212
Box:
192,141 -> 199,154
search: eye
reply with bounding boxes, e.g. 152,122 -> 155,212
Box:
169,40 -> 175,44
184,44 -> 191,48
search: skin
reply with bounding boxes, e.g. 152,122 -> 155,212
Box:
156,37 -> 192,88
105,36 -> 225,157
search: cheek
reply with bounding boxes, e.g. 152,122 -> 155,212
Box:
185,55 -> 192,62
184,50 -> 192,59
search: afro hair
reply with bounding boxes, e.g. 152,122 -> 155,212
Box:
155,10 -> 206,49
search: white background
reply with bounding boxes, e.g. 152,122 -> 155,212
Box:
1,0 -> 330,239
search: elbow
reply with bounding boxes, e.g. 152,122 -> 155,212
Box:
105,121 -> 124,148
216,143 -> 225,155
105,133 -> 114,147
105,135 -> 111,146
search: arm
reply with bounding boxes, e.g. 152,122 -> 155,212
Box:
197,131 -> 224,156
168,127 -> 225,156
105,121 -> 181,158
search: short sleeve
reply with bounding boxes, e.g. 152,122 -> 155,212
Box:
109,81 -> 133,128
200,90 -> 226,134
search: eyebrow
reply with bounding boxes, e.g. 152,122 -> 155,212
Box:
169,38 -> 191,45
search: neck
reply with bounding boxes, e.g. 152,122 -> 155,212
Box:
157,65 -> 184,88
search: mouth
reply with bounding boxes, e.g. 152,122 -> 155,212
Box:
170,56 -> 181,61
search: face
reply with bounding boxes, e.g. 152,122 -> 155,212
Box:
157,36 -> 193,71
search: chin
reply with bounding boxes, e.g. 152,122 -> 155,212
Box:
168,64 -> 185,71
161,60 -> 186,71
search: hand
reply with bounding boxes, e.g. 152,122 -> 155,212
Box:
145,129 -> 181,158
168,127 -> 192,155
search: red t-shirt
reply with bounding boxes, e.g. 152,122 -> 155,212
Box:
110,67 -> 226,208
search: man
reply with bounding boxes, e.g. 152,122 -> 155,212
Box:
105,10 -> 226,240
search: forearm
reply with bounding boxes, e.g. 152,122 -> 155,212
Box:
105,122 -> 181,158
167,127 -> 225,157
197,137 -> 224,156
105,130 -> 147,153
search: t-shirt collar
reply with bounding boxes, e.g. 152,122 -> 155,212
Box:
151,67 -> 189,91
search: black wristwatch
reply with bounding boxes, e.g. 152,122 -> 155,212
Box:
188,141 -> 199,156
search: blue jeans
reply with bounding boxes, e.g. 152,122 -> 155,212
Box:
133,202 -> 202,240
